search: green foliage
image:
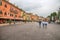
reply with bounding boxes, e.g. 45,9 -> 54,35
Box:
48,12 -> 57,21
51,12 -> 57,17
7,20 -> 12,24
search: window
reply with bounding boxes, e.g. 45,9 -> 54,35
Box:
19,16 -> 20,18
19,16 -> 23,18
0,1 -> 2,6
8,13 -> 9,15
11,14 -> 13,17
4,4 -> 7,8
0,10 -> 2,14
7,13 -> 10,16
4,12 -> 7,15
10,14 -> 13,17
15,15 -> 17,17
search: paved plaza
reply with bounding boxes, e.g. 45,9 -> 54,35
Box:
0,22 -> 60,40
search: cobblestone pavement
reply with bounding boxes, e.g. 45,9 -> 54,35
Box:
0,22 -> 60,40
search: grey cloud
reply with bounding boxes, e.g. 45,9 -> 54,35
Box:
10,0 -> 60,17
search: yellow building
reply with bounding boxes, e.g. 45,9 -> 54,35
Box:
31,14 -> 39,22
39,16 -> 44,21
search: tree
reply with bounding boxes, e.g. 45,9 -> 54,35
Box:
50,12 -> 57,22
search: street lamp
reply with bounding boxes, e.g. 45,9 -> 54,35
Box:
14,14 -> 15,24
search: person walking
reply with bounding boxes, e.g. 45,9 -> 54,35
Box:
44,22 -> 48,28
41,20 -> 45,28
39,20 -> 41,28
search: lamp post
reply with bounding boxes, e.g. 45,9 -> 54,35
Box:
14,14 -> 15,24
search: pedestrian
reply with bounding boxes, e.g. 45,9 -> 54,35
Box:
39,21 -> 41,28
44,19 -> 48,28
41,20 -> 45,28
44,22 -> 48,28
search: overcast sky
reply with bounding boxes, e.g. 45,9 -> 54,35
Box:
10,0 -> 60,17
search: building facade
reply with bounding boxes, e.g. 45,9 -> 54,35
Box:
0,0 -> 24,23
0,0 -> 40,24
31,14 -> 39,22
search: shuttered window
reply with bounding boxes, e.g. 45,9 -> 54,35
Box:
4,12 -> 7,15
0,10 -> 2,14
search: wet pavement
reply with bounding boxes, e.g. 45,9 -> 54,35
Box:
0,22 -> 60,40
